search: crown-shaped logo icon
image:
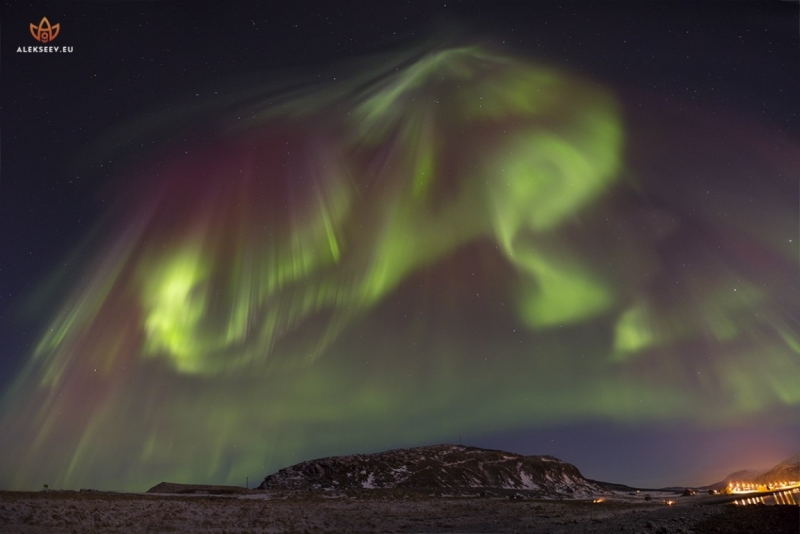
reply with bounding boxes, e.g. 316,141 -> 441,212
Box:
30,17 -> 60,43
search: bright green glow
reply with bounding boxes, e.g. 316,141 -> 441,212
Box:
0,45 -> 797,492
125,46 -> 627,373
516,253 -> 613,327
614,303 -> 655,355
491,119 -> 621,236
141,246 -> 209,371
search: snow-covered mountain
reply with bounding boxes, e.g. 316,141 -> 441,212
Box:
258,444 -> 603,497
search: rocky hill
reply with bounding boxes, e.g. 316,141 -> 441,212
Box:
258,444 -> 603,497
705,469 -> 765,491
756,454 -> 800,484
705,454 -> 800,490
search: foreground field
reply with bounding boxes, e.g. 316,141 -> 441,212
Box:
0,490 -> 797,533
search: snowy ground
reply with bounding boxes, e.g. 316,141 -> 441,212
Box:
0,489 -> 795,533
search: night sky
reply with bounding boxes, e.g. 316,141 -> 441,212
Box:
1,1 -> 798,492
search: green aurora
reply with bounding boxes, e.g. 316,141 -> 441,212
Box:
0,47 -> 797,490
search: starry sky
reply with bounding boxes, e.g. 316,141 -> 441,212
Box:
0,1 -> 798,491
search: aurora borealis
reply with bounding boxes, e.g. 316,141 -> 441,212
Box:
1,1 -> 798,491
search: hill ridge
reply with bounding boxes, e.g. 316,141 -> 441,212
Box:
258,443 -> 603,497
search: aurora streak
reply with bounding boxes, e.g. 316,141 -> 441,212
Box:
0,46 -> 797,490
